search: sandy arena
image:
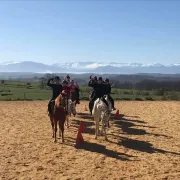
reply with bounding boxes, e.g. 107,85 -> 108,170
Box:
0,101 -> 180,180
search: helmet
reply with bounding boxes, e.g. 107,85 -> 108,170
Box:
98,77 -> 102,81
62,80 -> 68,84
70,80 -> 74,83
105,78 -> 109,82
54,76 -> 60,80
94,76 -> 97,80
66,74 -> 70,79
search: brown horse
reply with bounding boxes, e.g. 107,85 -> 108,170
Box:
50,91 -> 68,143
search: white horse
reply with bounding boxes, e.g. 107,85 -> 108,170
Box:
65,99 -> 76,128
92,95 -> 112,140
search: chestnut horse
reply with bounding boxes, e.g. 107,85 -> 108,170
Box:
50,92 -> 68,143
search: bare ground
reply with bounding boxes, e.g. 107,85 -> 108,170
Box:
0,101 -> 180,180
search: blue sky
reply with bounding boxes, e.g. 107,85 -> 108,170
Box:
0,1 -> 180,65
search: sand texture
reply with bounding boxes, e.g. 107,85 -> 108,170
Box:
0,101 -> 180,180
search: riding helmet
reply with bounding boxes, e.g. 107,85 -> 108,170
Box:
98,77 -> 102,81
105,78 -> 109,82
62,80 -> 68,84
54,76 -> 60,80
66,74 -> 70,79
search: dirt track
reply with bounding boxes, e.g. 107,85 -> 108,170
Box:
0,101 -> 180,180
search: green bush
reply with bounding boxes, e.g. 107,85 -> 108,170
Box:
135,97 -> 144,101
154,88 -> 165,96
146,96 -> 154,101
169,93 -> 179,100
120,97 -> 132,101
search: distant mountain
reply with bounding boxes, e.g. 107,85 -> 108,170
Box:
0,61 -> 180,74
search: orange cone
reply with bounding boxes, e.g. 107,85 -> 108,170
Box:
74,131 -> 84,147
79,121 -> 84,133
74,121 -> 84,147
114,110 -> 120,119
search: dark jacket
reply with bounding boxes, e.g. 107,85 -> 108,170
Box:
47,78 -> 63,99
88,80 -> 104,98
103,84 -> 111,95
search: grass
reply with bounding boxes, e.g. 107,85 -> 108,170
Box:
0,81 -> 180,101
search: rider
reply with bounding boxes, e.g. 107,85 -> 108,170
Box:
74,81 -> 80,104
62,80 -> 71,97
64,74 -> 71,85
104,78 -> 116,111
69,80 -> 76,101
89,76 -> 97,99
97,76 -> 109,106
62,80 -> 71,113
47,76 -> 62,116
88,76 -> 108,114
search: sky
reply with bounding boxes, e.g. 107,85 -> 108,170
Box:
0,0 -> 180,65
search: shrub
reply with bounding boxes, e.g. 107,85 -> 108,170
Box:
146,96 -> 154,101
161,96 -> 168,101
154,88 -> 165,96
120,97 -> 132,101
169,93 -> 179,101
135,97 -> 143,101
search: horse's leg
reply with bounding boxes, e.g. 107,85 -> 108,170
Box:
60,120 -> 65,143
50,116 -> 54,138
102,121 -> 108,141
58,120 -> 62,138
54,120 -> 57,143
66,115 -> 69,128
104,127 -> 108,141
59,124 -> 61,138
100,119 -> 103,136
61,126 -> 64,143
95,117 -> 99,139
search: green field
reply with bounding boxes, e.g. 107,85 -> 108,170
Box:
0,81 -> 180,101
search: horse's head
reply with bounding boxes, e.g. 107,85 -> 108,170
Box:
68,99 -> 77,117
55,91 -> 67,108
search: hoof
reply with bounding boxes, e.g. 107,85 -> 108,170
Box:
54,140 -> 57,143
95,136 -> 97,139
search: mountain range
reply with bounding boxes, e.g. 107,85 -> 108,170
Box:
0,61 -> 180,74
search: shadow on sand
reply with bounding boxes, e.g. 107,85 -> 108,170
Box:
77,112 -> 93,120
70,112 -> 179,157
112,116 -> 172,138
75,141 -> 135,161
118,137 -> 180,156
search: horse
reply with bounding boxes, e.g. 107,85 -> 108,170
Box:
92,96 -> 111,140
49,91 -> 68,143
65,99 -> 77,128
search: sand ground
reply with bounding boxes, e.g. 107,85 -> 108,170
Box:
0,101 -> 180,180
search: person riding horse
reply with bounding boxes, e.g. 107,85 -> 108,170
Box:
47,76 -> 62,116
64,74 -> 80,104
69,80 -> 80,104
88,76 -> 108,114
64,74 -> 71,85
62,80 -> 71,113
104,78 -> 116,110
89,76 -> 97,100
